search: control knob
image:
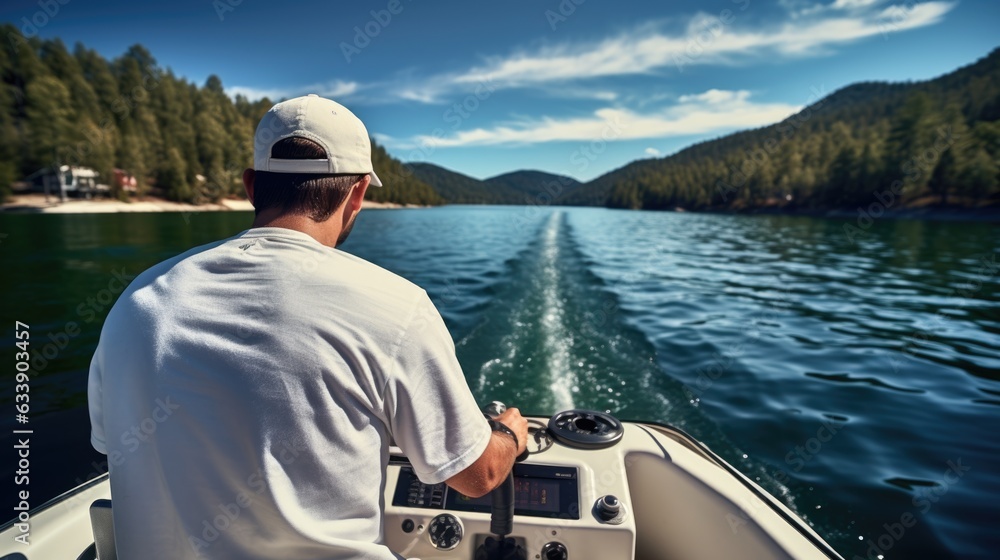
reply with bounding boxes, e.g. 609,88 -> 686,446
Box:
594,494 -> 626,524
541,541 -> 568,560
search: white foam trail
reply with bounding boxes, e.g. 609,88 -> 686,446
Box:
540,212 -> 576,411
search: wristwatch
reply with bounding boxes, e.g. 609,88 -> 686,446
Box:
487,419 -> 519,450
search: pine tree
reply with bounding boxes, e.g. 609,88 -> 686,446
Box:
928,147 -> 958,205
826,146 -> 858,208
159,146 -> 191,201
0,28 -> 22,201
960,146 -> 998,201
24,75 -> 73,172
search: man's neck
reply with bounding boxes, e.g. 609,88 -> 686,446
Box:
251,212 -> 344,248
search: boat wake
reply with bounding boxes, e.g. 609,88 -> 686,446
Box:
459,211 -> 676,420
455,209 -> 807,535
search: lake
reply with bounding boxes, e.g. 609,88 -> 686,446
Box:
1,206 -> 998,558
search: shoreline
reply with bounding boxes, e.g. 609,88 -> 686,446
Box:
0,194 -> 418,214
3,194 -> 997,223
698,205 -> 1000,223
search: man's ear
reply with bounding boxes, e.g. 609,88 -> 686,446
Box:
242,168 -> 255,205
348,174 -> 372,214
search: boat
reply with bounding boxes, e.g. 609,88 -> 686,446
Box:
0,408 -> 843,559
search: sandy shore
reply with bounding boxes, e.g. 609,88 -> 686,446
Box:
0,194 -> 414,214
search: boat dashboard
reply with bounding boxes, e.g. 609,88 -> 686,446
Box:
384,410 -> 634,559
382,409 -> 842,560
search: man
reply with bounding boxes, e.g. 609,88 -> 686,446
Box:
88,94 -> 528,559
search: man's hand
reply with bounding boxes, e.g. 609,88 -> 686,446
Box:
446,406 -> 530,498
494,407 -> 528,457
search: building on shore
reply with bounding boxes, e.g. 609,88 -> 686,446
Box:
24,165 -> 109,201
113,168 -> 137,193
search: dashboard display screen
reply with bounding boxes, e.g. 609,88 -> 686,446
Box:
444,464 -> 579,519
450,478 -> 561,513
392,463 -> 579,519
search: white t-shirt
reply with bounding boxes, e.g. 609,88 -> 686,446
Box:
88,227 -> 491,559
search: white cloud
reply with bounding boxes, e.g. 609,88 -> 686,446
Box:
539,88 -> 619,101
447,2 -> 954,87
678,89 -> 751,104
794,0 -> 885,17
227,80 -> 359,102
832,0 -> 883,9
229,2 -> 953,106
370,132 -> 396,145
408,90 -> 801,148
396,89 -> 441,104
645,147 -> 662,157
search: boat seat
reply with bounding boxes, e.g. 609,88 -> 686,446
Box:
90,499 -> 117,560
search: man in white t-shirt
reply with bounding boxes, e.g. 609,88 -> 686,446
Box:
88,94 -> 528,559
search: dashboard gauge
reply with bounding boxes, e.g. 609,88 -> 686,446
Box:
428,513 -> 463,550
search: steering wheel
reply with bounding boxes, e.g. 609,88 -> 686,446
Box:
547,409 -> 624,449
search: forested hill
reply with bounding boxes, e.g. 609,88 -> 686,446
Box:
0,26 -> 439,206
485,171 -> 582,198
405,164 -> 583,205
3,28 -> 996,212
405,162 -> 523,204
560,47 -> 1000,211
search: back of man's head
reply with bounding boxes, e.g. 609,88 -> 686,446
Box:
252,138 -> 364,222
251,95 -> 382,222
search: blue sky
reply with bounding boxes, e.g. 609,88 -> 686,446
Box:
2,0 -> 997,181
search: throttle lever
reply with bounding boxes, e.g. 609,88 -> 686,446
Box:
490,473 -> 514,537
477,401 -> 528,560
485,401 -> 529,462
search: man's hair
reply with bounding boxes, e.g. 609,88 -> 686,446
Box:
252,137 -> 366,222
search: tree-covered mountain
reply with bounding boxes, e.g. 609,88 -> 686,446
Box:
367,145 -> 442,205
485,170 -> 582,202
562,48 -> 1000,211
405,164 -> 585,205
3,27 -> 996,213
0,26 -> 439,206
405,162 -> 522,204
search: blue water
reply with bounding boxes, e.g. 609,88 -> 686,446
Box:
2,206 -> 998,558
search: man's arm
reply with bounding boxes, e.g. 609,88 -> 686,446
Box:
446,407 -> 528,498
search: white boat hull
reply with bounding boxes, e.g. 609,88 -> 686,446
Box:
0,417 -> 841,559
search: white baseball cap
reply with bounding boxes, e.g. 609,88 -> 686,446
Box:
253,94 -> 382,187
